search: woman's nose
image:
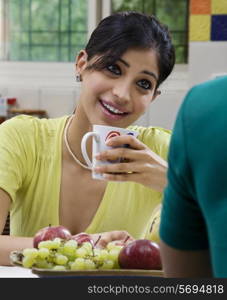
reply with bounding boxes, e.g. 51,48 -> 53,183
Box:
112,81 -> 131,104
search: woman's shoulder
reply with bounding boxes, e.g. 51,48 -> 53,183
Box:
129,124 -> 171,143
0,115 -> 68,136
129,125 -> 171,159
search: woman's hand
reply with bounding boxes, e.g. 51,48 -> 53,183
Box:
94,135 -> 168,192
90,230 -> 134,249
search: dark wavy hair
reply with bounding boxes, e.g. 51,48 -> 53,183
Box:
85,11 -> 175,88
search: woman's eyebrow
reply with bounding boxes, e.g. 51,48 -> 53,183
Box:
118,58 -> 130,67
142,70 -> 158,82
118,58 -> 158,82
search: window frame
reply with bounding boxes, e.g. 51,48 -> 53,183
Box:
110,0 -> 189,64
0,0 -> 188,64
0,0 -> 104,62
0,0 -> 187,95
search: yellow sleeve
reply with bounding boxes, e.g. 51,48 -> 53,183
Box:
144,203 -> 162,244
127,126 -> 171,242
129,125 -> 171,161
0,117 -> 28,203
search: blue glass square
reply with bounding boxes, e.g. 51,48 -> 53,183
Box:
211,15 -> 227,41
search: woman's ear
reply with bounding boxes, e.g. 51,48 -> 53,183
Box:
75,50 -> 88,76
151,89 -> 161,103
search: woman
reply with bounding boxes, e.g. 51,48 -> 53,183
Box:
0,11 -> 175,265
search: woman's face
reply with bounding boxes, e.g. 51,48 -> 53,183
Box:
76,48 -> 160,128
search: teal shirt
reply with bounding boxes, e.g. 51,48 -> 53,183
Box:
160,76 -> 227,277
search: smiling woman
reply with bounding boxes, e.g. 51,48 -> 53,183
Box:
0,11 -> 175,266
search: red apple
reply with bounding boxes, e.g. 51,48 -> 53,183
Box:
33,225 -> 72,248
71,232 -> 94,246
118,239 -> 162,270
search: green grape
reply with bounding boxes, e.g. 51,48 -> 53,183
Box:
80,246 -> 93,257
81,242 -> 93,252
50,238 -> 62,249
67,261 -> 74,269
106,242 -> 116,251
107,242 -> 124,251
84,259 -> 96,270
35,258 -> 53,269
54,254 -> 68,265
38,248 -> 50,259
38,240 -> 53,249
99,249 -> 109,260
52,265 -> 67,271
65,254 -> 77,262
22,256 -> 36,268
62,240 -> 78,256
38,238 -> 61,250
76,247 -> 88,258
94,249 -> 108,263
108,248 -> 121,268
108,248 -> 121,260
43,250 -> 55,264
22,248 -> 39,258
99,259 -> 114,270
70,258 -> 85,270
93,248 -> 101,256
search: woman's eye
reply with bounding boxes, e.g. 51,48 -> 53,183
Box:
137,79 -> 152,90
106,64 -> 121,75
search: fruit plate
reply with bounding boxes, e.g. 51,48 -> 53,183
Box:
10,251 -> 163,277
31,268 -> 164,277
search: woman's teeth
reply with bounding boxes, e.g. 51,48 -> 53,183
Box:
102,101 -> 126,115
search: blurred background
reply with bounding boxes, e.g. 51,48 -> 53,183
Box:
0,0 -> 226,129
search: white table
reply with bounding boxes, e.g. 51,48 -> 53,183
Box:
0,266 -> 38,278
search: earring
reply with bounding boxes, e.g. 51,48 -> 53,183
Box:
76,74 -> 82,82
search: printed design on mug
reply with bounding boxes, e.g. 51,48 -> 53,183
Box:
105,131 -> 121,142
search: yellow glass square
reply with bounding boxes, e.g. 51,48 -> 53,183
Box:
212,0 -> 227,14
189,15 -> 211,41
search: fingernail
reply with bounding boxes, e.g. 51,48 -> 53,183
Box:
105,140 -> 113,146
95,153 -> 101,159
94,167 -> 101,173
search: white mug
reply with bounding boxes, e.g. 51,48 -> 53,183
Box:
81,125 -> 138,180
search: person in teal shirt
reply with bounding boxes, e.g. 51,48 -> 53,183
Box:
159,76 -> 227,277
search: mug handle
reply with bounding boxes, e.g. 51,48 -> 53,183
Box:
81,132 -> 100,168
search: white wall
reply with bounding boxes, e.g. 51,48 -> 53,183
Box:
0,61 -> 80,118
188,42 -> 227,86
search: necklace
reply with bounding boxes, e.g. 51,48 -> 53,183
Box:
64,115 -> 91,170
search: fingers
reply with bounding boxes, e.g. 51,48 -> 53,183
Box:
95,147 -> 146,162
92,231 -> 134,249
106,135 -> 145,150
94,162 -> 140,175
94,161 -> 158,177
95,145 -> 166,166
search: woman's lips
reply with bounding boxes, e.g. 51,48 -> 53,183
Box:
99,100 -> 129,120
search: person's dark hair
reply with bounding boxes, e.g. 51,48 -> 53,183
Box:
85,11 -> 175,88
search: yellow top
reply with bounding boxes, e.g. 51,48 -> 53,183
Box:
0,115 -> 170,238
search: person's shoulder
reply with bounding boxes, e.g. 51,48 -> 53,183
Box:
0,115 -> 68,140
180,76 -> 227,118
194,76 -> 227,91
0,114 -> 35,135
187,76 -> 227,102
129,125 -> 171,142
129,125 -> 171,158
1,114 -> 67,131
